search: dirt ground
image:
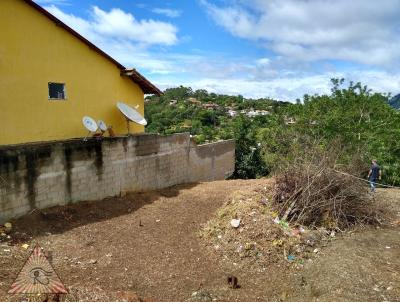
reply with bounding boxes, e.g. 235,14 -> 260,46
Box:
0,179 -> 399,301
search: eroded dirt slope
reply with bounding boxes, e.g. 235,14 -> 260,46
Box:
0,180 -> 399,301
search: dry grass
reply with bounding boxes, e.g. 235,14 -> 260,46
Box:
273,154 -> 385,230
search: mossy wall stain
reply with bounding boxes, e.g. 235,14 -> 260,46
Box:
134,135 -> 160,156
1,146 -> 52,209
63,147 -> 73,202
122,137 -> 128,153
61,140 -> 104,182
0,151 -> 22,192
24,152 -> 38,210
23,146 -> 52,210
93,143 -> 103,180
0,151 -> 19,174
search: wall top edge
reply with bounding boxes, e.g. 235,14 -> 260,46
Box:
0,133 -> 192,151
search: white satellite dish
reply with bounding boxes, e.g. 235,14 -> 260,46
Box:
117,102 -> 147,134
82,116 -> 98,132
82,116 -> 98,141
97,120 -> 107,132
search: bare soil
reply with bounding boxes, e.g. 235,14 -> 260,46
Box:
0,180 -> 399,301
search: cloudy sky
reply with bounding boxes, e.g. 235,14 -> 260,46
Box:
35,0 -> 400,101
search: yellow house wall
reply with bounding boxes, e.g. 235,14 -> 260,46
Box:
0,0 -> 145,145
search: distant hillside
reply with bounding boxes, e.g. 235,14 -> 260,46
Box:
144,81 -> 400,183
389,94 -> 400,109
144,86 -> 287,144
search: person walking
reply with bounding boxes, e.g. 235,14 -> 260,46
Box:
367,159 -> 381,192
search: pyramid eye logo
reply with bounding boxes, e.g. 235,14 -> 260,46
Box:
29,267 -> 53,285
8,245 -> 68,294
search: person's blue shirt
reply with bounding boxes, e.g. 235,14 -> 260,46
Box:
369,164 -> 380,181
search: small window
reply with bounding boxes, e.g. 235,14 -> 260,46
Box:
48,83 -> 66,100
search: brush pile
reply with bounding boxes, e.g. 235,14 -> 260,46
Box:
273,155 -> 383,229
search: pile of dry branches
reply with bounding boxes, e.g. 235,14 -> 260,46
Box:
273,154 -> 383,230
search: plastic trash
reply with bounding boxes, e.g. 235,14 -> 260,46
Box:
230,219 -> 241,228
4,223 -> 12,234
287,255 -> 296,261
279,219 -> 289,229
292,229 -> 300,236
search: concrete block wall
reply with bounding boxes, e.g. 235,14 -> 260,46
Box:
0,133 -> 235,223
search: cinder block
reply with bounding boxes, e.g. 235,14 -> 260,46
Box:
12,205 -> 32,217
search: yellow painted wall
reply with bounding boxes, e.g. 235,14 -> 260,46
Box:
0,0 -> 145,145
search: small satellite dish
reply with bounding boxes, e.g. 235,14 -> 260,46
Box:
82,116 -> 98,141
82,116 -> 98,132
97,120 -> 107,132
117,102 -> 147,134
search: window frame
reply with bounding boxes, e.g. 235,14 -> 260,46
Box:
48,82 -> 67,100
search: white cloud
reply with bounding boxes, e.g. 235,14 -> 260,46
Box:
39,3 -> 400,101
40,5 -> 185,75
92,7 -> 178,45
157,70 -> 400,100
152,8 -> 182,18
157,75 -> 329,100
45,6 -> 93,37
201,0 -> 400,67
45,5 -> 178,46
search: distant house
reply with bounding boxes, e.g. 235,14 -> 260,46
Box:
187,97 -> 201,105
246,110 -> 257,118
257,110 -> 270,116
169,99 -> 178,106
285,117 -> 296,125
0,0 -> 161,145
228,110 -> 238,117
202,103 -> 219,110
246,110 -> 270,117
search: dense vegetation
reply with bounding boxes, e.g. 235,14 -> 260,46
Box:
389,93 -> 400,109
145,80 -> 400,184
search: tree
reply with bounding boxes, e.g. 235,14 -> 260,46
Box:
231,115 -> 268,179
164,86 -> 193,100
